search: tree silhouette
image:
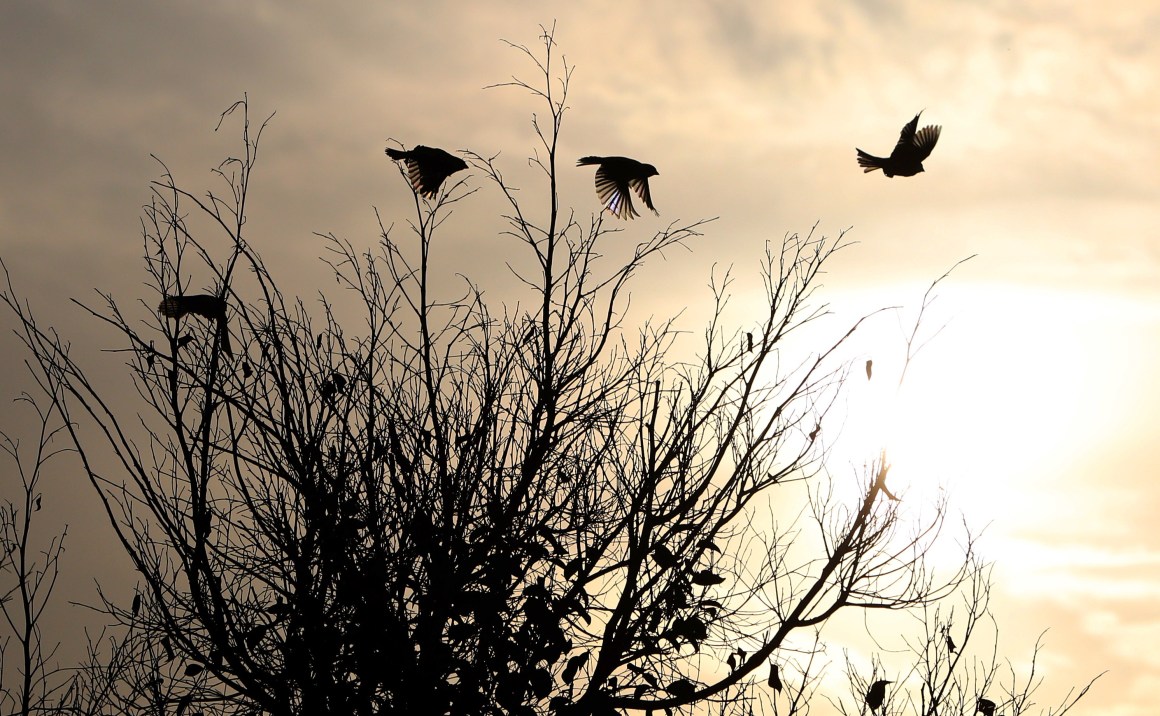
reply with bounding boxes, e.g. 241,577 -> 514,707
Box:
0,394 -> 72,715
0,27 -> 1098,716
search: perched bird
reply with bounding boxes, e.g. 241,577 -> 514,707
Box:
865,679 -> 892,713
159,294 -> 232,357
945,631 -> 957,654
976,698 -> 997,716
385,145 -> 467,198
857,112 -> 941,177
159,294 -> 226,321
577,155 -> 659,220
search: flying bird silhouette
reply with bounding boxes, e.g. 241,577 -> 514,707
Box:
857,112 -> 941,177
385,145 -> 467,198
976,697 -> 997,716
865,679 -> 892,713
577,155 -> 659,220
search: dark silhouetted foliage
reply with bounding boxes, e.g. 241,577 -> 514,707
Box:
0,27 -> 1099,716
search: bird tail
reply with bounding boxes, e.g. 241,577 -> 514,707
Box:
576,156 -> 602,167
856,149 -> 885,173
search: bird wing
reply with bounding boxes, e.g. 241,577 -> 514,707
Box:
414,149 -> 466,198
912,125 -> 941,161
628,176 -> 658,214
389,146 -> 466,198
891,113 -> 922,157
594,166 -> 638,220
402,160 -> 437,198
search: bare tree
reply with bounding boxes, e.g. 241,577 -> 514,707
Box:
0,393 -> 71,715
0,26 -> 1096,716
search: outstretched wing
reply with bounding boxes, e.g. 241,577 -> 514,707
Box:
911,125 -> 941,161
403,159 -> 436,197
628,176 -> 658,214
594,166 -> 638,220
891,113 -> 921,158
387,146 -> 466,198
410,148 -> 467,198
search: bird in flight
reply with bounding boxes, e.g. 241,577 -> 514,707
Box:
577,156 -> 659,220
857,112 -> 941,177
385,145 -> 467,198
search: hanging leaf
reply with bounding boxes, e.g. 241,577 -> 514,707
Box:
666,679 -> 696,699
768,663 -> 782,692
674,616 -> 708,645
652,545 -> 677,569
561,651 -> 589,685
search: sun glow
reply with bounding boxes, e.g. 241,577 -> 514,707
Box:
829,282 -> 1150,529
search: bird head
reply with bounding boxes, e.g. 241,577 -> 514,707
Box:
643,163 -> 659,177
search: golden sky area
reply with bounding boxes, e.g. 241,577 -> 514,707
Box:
2,2 -> 1159,714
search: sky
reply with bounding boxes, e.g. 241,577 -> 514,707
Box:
1,1 -> 1158,713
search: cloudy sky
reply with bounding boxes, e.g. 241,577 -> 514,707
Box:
2,1 -> 1158,714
